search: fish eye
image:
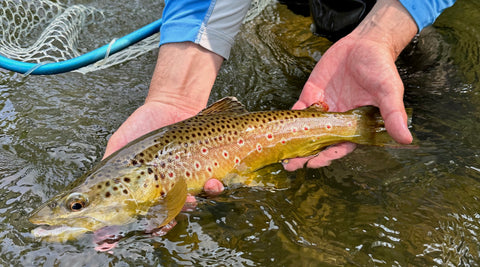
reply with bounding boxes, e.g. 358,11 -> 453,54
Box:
65,193 -> 89,212
70,201 -> 85,211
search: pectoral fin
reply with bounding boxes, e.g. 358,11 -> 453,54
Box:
144,177 -> 187,232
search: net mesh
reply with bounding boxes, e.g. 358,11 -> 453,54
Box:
0,0 -> 272,74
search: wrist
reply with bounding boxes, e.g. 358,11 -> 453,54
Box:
145,42 -> 223,114
349,0 -> 418,58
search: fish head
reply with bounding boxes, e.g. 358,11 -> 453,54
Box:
29,164 -> 186,241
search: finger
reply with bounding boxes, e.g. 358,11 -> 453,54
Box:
382,108 -> 413,144
293,79 -> 326,110
306,143 -> 356,168
182,195 -> 197,212
203,178 -> 224,196
377,81 -> 413,144
282,143 -> 356,171
282,156 -> 315,171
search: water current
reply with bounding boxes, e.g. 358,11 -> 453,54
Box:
0,0 -> 479,265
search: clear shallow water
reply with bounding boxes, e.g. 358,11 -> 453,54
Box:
0,0 -> 479,266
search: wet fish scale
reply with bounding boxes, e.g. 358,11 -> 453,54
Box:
29,97 -> 408,241
124,108 -> 358,192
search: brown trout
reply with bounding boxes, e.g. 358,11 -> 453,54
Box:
29,97 -> 410,241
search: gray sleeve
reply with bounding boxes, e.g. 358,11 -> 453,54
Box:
196,0 -> 252,59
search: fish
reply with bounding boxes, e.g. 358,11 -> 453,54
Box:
29,97 -> 412,242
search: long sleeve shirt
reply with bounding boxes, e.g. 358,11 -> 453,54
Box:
159,0 -> 457,59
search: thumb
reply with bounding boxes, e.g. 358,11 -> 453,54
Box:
378,95 -> 413,145
292,79 -> 326,110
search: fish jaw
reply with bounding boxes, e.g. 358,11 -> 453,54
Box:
28,190 -> 137,240
31,225 -> 90,242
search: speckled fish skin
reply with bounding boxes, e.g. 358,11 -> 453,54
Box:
29,97 -> 403,241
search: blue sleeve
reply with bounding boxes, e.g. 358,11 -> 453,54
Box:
159,0 -> 251,59
160,0 -> 212,47
398,0 -> 457,31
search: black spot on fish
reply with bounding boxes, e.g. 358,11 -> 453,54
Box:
160,191 -> 165,197
160,173 -> 165,180
154,174 -> 159,181
105,192 -> 111,198
97,185 -> 102,189
113,187 -> 118,191
106,181 -> 110,187
140,171 -> 145,175
124,177 -> 131,183
139,159 -> 145,164
147,168 -> 153,174
123,189 -> 128,195
131,160 -> 138,165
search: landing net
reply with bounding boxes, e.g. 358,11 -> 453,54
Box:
0,0 -> 272,75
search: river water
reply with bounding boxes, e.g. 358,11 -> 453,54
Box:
0,0 -> 479,266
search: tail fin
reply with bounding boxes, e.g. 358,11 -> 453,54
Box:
353,106 -> 414,147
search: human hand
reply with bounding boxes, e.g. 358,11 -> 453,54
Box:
283,0 -> 417,171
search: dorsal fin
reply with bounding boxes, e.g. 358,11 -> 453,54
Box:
198,97 -> 249,116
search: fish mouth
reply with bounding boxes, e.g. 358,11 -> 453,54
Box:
30,216 -> 108,242
31,225 -> 91,242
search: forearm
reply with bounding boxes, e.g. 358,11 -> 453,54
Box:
351,0 -> 418,58
146,42 -> 223,113
148,0 -> 252,113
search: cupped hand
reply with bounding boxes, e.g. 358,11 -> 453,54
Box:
283,34 -> 413,171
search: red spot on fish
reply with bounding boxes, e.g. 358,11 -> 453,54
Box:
237,138 -> 244,146
168,172 -> 174,178
304,126 -> 309,131
207,167 -> 212,173
214,161 -> 219,167
235,157 -> 240,164
281,138 -> 286,144
223,151 -> 229,159
201,147 -> 208,155
175,155 -> 179,160
266,133 -> 273,140
256,144 -> 262,152
292,127 -> 297,133
326,124 -> 332,129
186,171 -> 191,177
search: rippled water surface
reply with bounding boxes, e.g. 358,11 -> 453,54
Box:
0,0 -> 479,266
